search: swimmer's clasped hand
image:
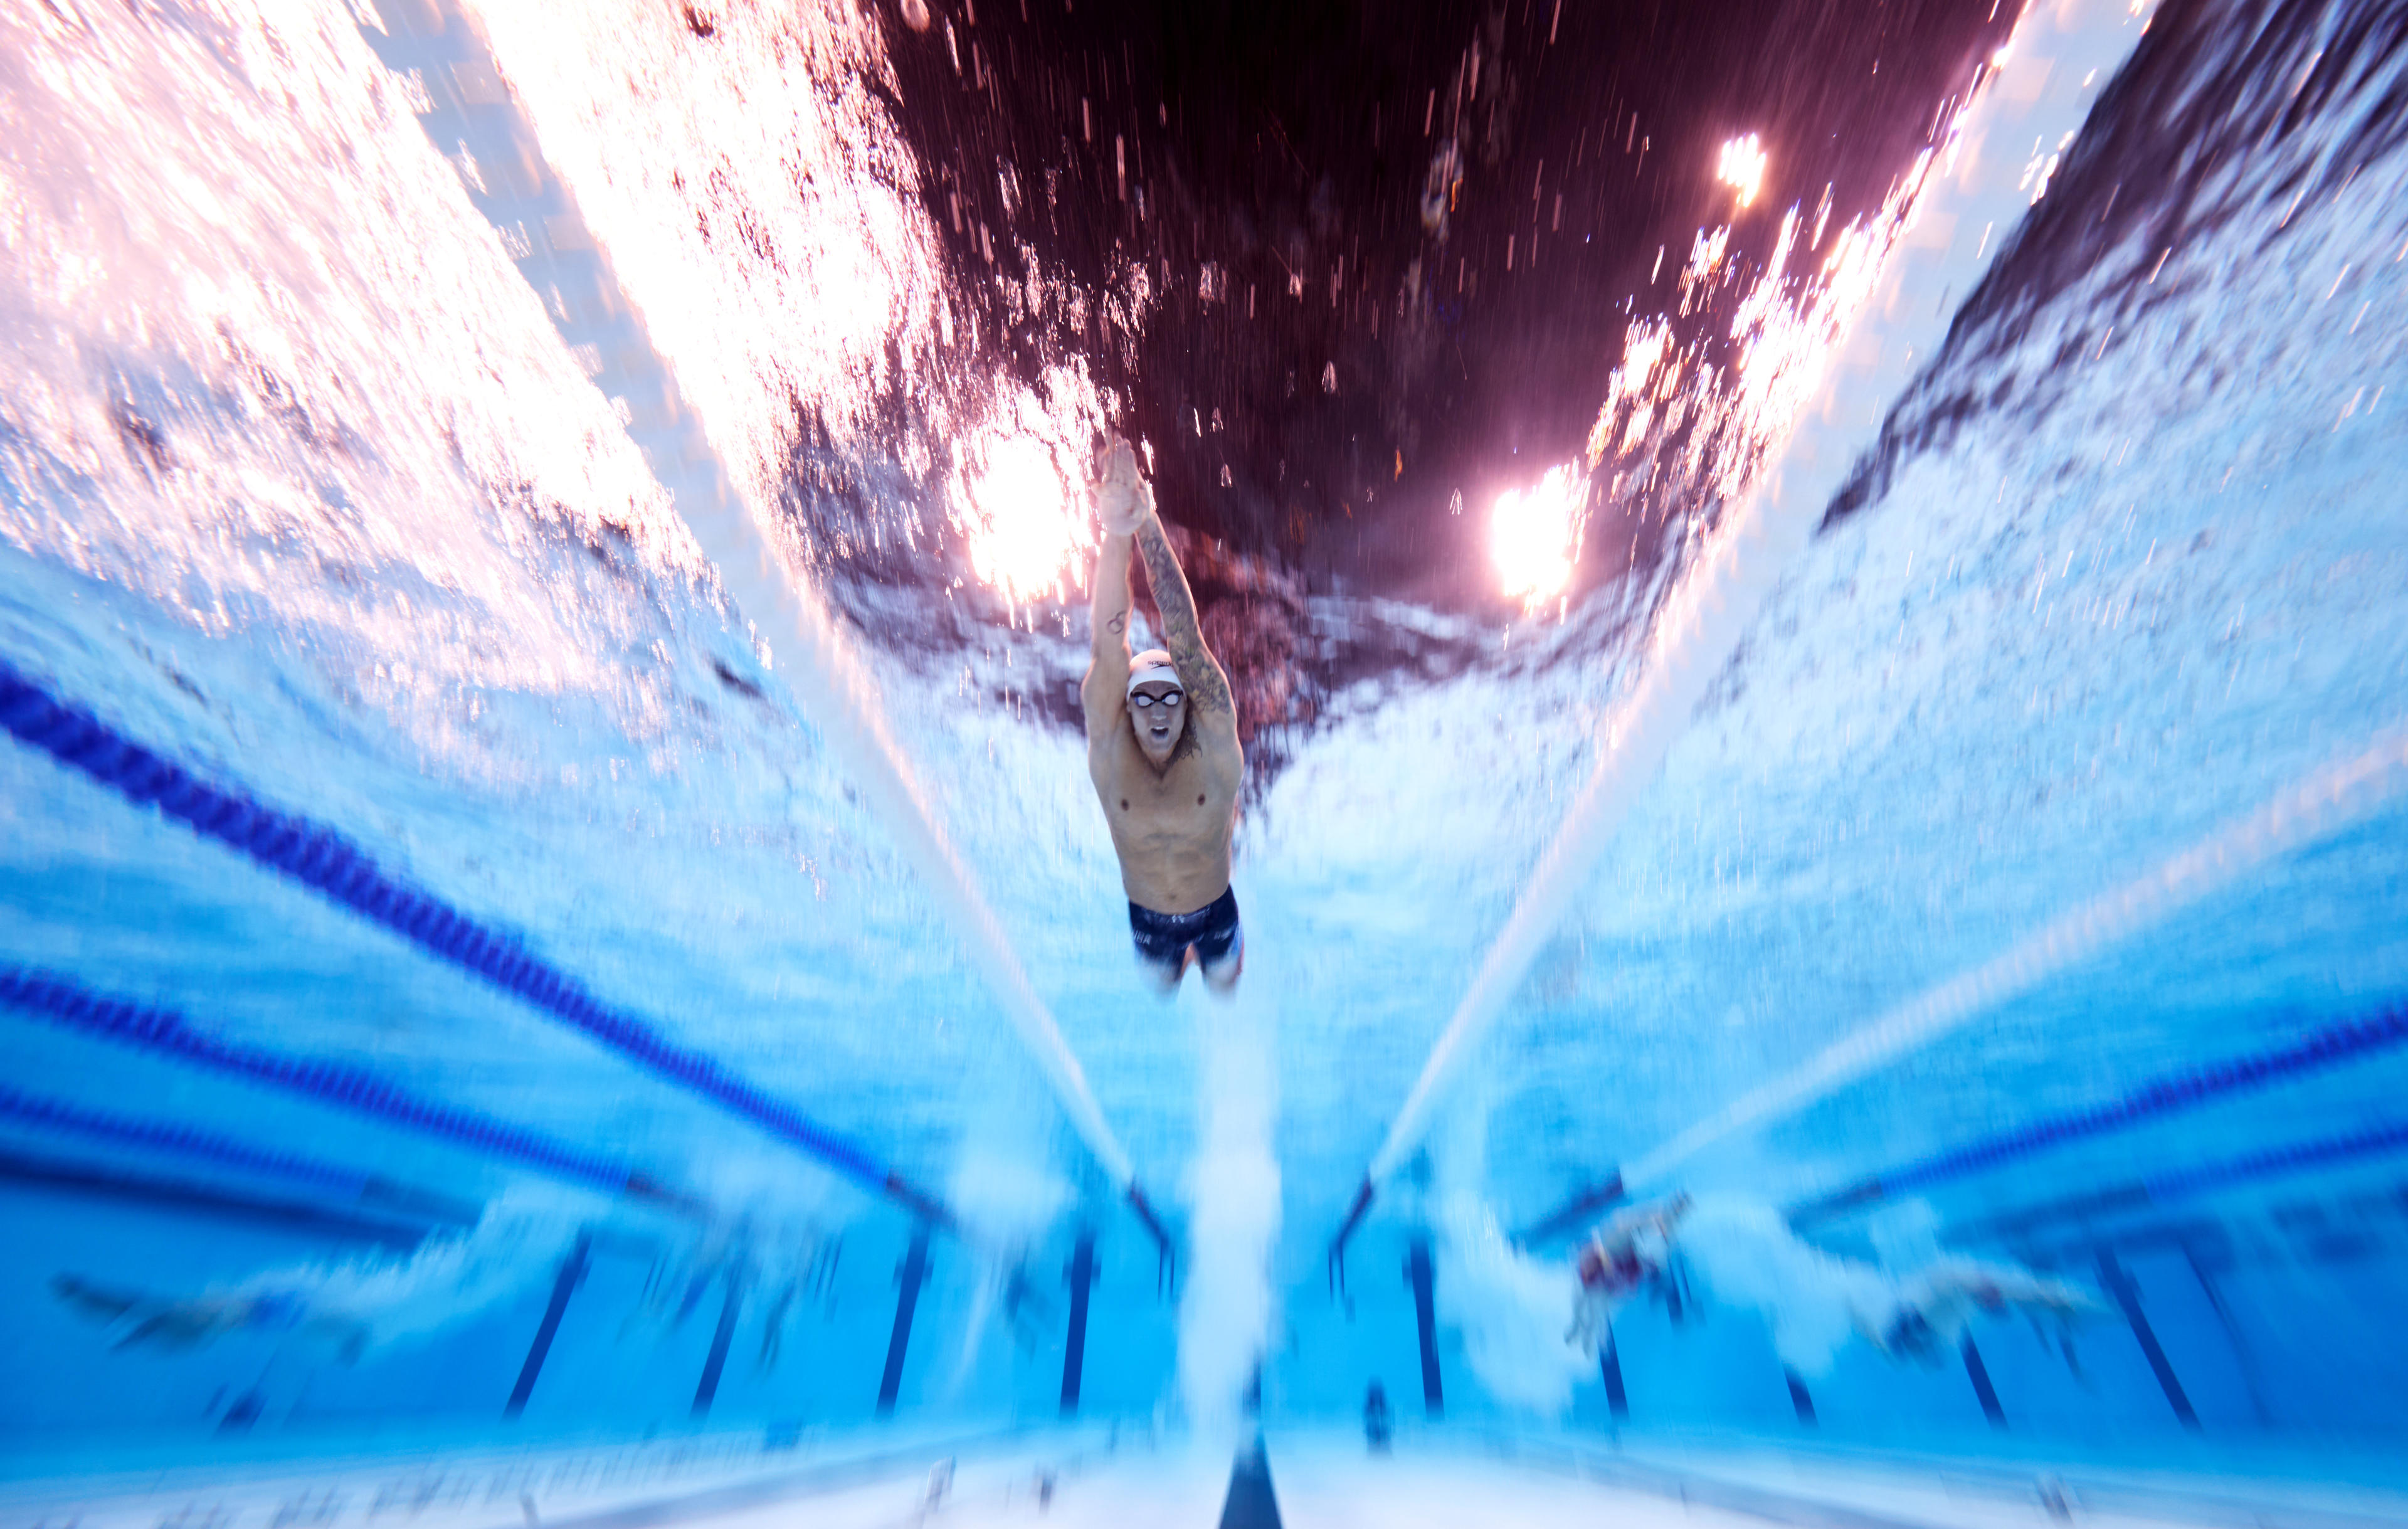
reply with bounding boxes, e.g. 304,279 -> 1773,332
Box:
1093,440 -> 1154,537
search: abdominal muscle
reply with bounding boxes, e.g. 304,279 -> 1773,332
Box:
1092,735 -> 1236,914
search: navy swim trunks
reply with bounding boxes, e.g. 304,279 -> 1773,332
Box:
1128,885 -> 1242,982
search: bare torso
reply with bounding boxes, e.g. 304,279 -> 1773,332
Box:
1087,703 -> 1240,913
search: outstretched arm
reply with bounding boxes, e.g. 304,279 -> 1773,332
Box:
1131,514 -> 1235,725
1082,523 -> 1135,734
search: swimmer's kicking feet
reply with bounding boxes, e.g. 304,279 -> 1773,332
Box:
1082,440 -> 1245,996
1856,1259 -> 2102,1365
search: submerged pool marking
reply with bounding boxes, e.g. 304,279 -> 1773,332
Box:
506,1230 -> 594,1419
1215,1433 -> 1284,1529
2096,1249 -> 2202,1430
877,1223 -> 935,1415
692,1268 -> 746,1418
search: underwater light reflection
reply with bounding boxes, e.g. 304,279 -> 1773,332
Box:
1490,463 -> 1589,611
1718,133 -> 1768,210
949,381 -> 1104,609
1587,98 -> 1967,531
463,0 -> 952,504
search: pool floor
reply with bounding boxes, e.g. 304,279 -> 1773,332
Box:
14,1425 -> 2408,1529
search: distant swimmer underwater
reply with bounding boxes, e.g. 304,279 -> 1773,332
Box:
51,1273 -> 371,1361
1566,1193 -> 1694,1353
1555,1194 -> 2103,1371
1083,439 -> 1245,995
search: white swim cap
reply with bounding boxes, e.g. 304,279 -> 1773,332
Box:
1126,650 -> 1181,695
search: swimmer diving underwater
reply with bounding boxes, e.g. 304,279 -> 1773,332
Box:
1082,440 -> 1245,995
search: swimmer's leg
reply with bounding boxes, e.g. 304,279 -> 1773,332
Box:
1196,902 -> 1244,997
1201,941 -> 1242,996
1140,940 -> 1198,994
1129,903 -> 1189,995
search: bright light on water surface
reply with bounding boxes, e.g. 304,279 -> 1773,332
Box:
950,384 -> 1098,609
1717,133 -> 1768,210
1489,463 -> 1589,610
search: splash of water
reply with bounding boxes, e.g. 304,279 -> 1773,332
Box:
1432,1199 -> 1590,1417
465,0 -> 1119,613
282,1204 -> 573,1353
1679,1197 -> 1898,1375
458,0 -> 948,490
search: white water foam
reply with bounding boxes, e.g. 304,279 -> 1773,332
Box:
1428,1089 -> 1592,1417
939,1098 -> 1074,1394
1436,1203 -> 1591,1417
1679,1195 -> 2095,1377
1176,970 -> 1281,1442
1678,1197 -> 1898,1376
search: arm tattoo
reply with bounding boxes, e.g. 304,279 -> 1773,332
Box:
1108,612 -> 1126,634
1134,517 -> 1235,716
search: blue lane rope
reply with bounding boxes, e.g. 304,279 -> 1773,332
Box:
1511,1172 -> 1629,1250
0,1082 -> 480,1225
0,965 -> 703,1215
0,659 -> 955,1231
0,1083 -> 371,1199
2142,1119 -> 2408,1203
1950,1116 -> 2408,1247
1791,1000 -> 2408,1226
